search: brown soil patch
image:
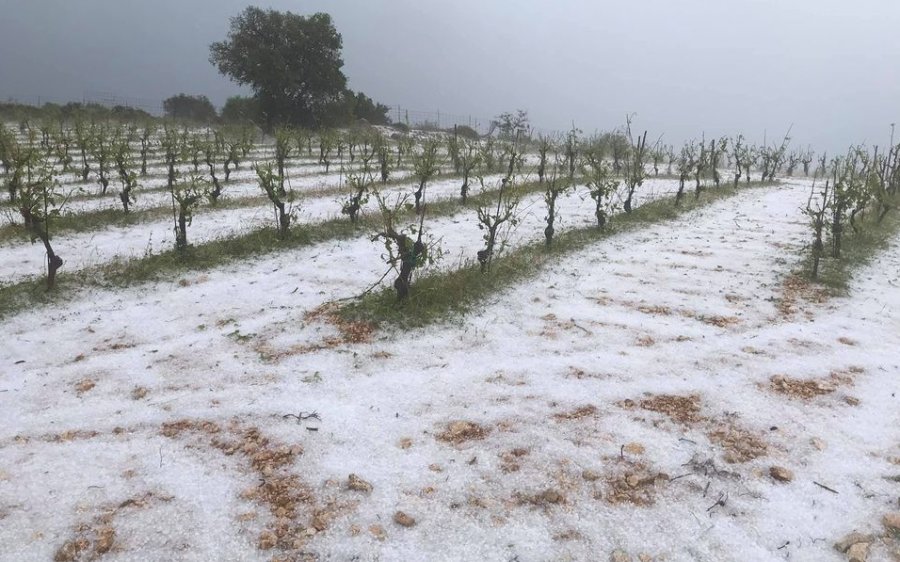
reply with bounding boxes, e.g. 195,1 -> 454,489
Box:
778,274 -> 830,318
603,458 -> 669,506
499,448 -> 529,473
306,304 -> 375,345
553,405 -> 598,421
436,421 -> 489,444
837,337 -> 857,346
770,369 -> 856,400
255,304 -> 375,360
515,488 -> 567,508
130,387 -> 149,400
700,315 -> 741,328
74,379 -> 96,395
635,335 -> 657,347
54,492 -> 172,561
638,394 -> 703,424
161,419 -> 351,556
707,423 -> 768,463
40,430 -> 101,444
635,304 -> 672,315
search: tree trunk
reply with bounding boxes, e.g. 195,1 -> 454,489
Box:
414,179 -> 425,213
624,190 -> 634,214
176,212 -> 188,250
276,201 -> 290,238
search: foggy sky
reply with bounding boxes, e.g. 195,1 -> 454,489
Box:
1,0 -> 899,153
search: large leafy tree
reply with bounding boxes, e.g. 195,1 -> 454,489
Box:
209,7 -> 347,129
221,96 -> 261,124
163,94 -> 218,122
350,91 -> 391,125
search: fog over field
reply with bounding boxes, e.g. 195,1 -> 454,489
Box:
1,0 -> 899,151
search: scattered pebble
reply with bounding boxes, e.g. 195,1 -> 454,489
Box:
347,473 -> 372,493
393,511 -> 416,527
257,530 -> 277,550
769,466 -> 794,482
582,469 -> 601,481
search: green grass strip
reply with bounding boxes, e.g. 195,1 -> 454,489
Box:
800,193 -> 900,293
0,176 -> 555,318
0,168 -> 442,242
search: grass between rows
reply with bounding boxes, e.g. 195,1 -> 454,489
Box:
0,175 -> 561,318
337,182 -> 779,329
0,168 -> 433,242
801,193 -> 900,293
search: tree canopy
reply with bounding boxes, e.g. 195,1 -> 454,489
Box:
209,7 -> 348,129
221,96 -> 261,124
349,91 -> 391,125
162,94 -> 217,122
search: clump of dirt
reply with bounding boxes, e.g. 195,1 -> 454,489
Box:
161,418 -> 345,556
347,474 -> 373,493
603,459 -> 669,506
160,419 -> 221,438
255,304 -> 376,360
553,405 -> 598,421
707,423 -> 768,463
635,335 -> 657,347
636,304 -> 672,315
437,420 -> 489,444
53,492 -> 172,562
39,430 -> 101,444
130,386 -> 149,400
638,394 -> 703,424
778,274 -> 830,318
700,315 -> 741,328
499,448 -> 529,473
305,304 -> 375,345
769,370 -> 856,400
516,488 -> 567,508
74,379 -> 96,395
54,527 -> 114,562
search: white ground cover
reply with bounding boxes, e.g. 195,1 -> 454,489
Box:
0,171 -> 480,286
0,171 -> 673,286
1,179 -> 898,561
9,163 -> 415,219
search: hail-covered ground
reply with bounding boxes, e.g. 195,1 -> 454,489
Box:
1,137 -> 899,562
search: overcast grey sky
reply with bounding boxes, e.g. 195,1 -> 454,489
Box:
1,0 -> 898,152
